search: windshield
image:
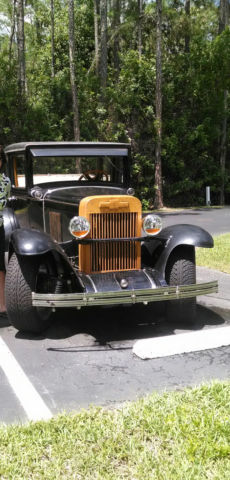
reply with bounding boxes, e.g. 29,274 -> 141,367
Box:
32,156 -> 125,185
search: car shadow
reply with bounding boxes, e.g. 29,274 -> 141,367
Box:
15,303 -> 225,350
0,316 -> 11,329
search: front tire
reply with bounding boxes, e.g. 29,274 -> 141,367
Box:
165,246 -> 196,324
5,253 -> 55,333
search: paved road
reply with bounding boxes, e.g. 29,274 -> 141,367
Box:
0,207 -> 229,424
158,206 -> 230,235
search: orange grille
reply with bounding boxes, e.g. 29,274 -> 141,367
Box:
90,212 -> 138,272
79,195 -> 142,273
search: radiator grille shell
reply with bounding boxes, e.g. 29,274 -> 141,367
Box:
79,196 -> 142,273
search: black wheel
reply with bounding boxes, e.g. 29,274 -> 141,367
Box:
165,246 -> 196,324
5,253 -> 56,333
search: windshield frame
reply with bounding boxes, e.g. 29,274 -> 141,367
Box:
27,146 -> 131,189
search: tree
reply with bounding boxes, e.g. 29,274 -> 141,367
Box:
112,0 -> 120,75
1,0 -> 230,207
51,0 -> 55,78
219,0 -> 229,33
219,0 -> 229,205
9,0 -> 16,64
68,0 -> 80,142
154,0 -> 163,209
100,0 -> 108,92
138,0 -> 143,59
94,0 -> 100,75
184,0 -> 190,53
16,0 -> 26,98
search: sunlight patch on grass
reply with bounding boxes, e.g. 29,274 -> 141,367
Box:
196,233 -> 230,274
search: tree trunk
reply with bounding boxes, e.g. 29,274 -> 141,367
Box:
94,0 -> 100,75
137,0 -> 143,59
219,0 -> 229,205
9,0 -> 16,65
220,90 -> 228,206
16,0 -> 26,98
68,0 -> 80,143
154,0 -> 163,209
112,0 -> 120,76
219,0 -> 229,34
51,0 -> 55,78
184,0 -> 190,53
100,0 -> 108,93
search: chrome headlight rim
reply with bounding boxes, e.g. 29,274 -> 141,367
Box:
69,216 -> 90,239
142,214 -> 162,236
127,187 -> 135,196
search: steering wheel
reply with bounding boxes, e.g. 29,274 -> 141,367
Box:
79,170 -> 109,181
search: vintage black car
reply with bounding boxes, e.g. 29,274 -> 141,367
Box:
3,142 -> 217,333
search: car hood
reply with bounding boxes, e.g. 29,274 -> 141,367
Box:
45,185 -> 127,205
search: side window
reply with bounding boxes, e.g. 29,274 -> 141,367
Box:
11,154 -> 26,188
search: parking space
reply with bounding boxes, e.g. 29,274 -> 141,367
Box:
1,208 -> 229,424
0,368 -> 27,424
1,290 -> 230,424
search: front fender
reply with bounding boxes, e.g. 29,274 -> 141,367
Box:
9,229 -> 85,292
3,208 -> 20,251
9,228 -> 61,256
157,224 -> 213,248
142,224 -> 214,278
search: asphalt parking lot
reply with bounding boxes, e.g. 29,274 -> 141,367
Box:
157,206 -> 230,235
0,207 -> 229,424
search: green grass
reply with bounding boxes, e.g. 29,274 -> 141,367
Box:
1,382 -> 230,479
196,233 -> 230,274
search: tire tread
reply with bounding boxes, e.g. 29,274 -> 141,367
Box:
165,246 -> 196,324
6,253 -> 51,333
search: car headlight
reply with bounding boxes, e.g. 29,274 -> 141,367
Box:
142,214 -> 162,236
69,216 -> 90,239
127,187 -> 135,196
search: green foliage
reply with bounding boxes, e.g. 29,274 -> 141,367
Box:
0,0 -> 229,205
0,52 -> 18,144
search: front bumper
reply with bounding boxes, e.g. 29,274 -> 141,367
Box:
32,280 -> 218,308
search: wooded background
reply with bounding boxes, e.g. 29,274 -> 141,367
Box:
0,0 -> 229,207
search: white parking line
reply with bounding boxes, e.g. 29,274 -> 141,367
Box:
0,337 -> 52,422
133,326 -> 230,360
